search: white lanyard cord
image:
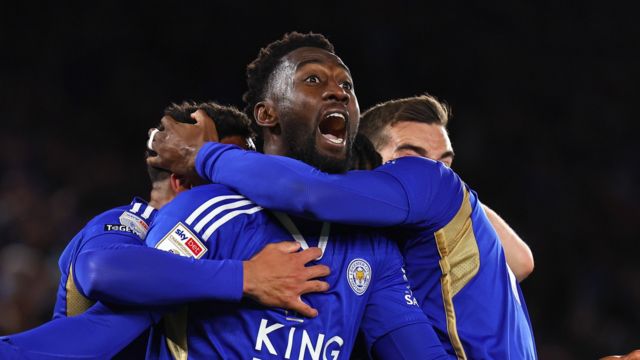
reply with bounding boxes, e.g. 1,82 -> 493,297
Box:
272,211 -> 329,260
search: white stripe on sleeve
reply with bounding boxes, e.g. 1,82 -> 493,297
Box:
193,200 -> 254,232
202,206 -> 263,241
130,202 -> 142,214
141,205 -> 154,219
185,195 -> 245,225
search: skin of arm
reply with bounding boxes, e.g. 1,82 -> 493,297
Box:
482,205 -> 534,281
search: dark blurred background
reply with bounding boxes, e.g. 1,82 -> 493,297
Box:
1,1 -> 638,358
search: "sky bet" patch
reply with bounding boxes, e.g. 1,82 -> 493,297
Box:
155,222 -> 207,259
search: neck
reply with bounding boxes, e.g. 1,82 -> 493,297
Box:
149,181 -> 174,210
261,129 -> 288,156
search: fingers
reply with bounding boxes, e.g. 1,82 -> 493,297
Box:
146,126 -> 168,168
303,264 -> 331,279
300,280 -> 330,295
288,297 -> 319,318
297,246 -> 323,263
160,115 -> 180,131
190,109 -> 209,123
147,116 -> 182,154
279,241 -> 303,253
191,109 -> 220,142
146,154 -> 162,168
283,279 -> 328,318
262,241 -> 301,255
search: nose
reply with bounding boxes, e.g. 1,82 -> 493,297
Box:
322,81 -> 350,104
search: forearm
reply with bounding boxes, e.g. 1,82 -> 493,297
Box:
75,245 -> 243,306
483,205 -> 534,281
196,142 -> 410,226
2,303 -> 154,359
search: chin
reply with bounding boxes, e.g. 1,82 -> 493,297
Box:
284,130 -> 352,174
311,150 -> 351,174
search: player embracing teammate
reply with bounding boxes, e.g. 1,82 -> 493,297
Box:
0,32 -> 550,359
149,32 -> 537,359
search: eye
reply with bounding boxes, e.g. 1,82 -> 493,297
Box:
340,81 -> 353,91
304,75 -> 321,84
396,148 -> 422,158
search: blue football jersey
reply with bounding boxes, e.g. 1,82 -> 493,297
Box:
53,197 -> 157,318
145,184 -> 429,359
377,158 -> 536,359
192,143 -> 537,360
0,339 -> 19,360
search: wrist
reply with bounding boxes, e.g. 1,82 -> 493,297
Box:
242,260 -> 254,298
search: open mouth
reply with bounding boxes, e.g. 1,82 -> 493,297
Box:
318,112 -> 347,145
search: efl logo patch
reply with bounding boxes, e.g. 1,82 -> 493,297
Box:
347,258 -> 372,296
155,222 -> 207,259
119,211 -> 149,239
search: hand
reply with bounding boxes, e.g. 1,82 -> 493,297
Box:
601,350 -> 640,360
147,109 -> 218,180
243,241 -> 331,318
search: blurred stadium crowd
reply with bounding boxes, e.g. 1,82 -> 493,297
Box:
1,1 -> 638,359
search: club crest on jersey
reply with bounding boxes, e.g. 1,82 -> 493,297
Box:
155,222 -> 207,259
119,211 -> 149,239
347,258 -> 371,296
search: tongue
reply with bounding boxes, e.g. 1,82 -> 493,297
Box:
322,133 -> 343,143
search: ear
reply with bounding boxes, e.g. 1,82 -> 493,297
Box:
254,100 -> 278,128
169,173 -> 190,193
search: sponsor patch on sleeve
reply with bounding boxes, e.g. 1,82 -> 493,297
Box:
119,211 -> 150,239
104,224 -> 136,234
155,222 -> 207,259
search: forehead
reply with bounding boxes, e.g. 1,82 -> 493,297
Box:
390,121 -> 451,146
279,47 -> 351,75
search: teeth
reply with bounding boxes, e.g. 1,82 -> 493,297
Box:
320,112 -> 346,145
326,112 -> 345,120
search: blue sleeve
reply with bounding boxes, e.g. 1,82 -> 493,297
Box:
359,239 -> 444,354
196,143 -> 464,229
374,158 -> 463,230
0,340 -> 20,360
1,302 -> 154,359
195,142 -> 411,226
371,323 -> 452,360
73,234 -> 243,305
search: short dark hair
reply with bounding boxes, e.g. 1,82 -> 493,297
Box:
163,101 -> 254,141
242,31 -> 335,118
146,101 -> 255,183
359,94 -> 450,151
349,133 -> 382,170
